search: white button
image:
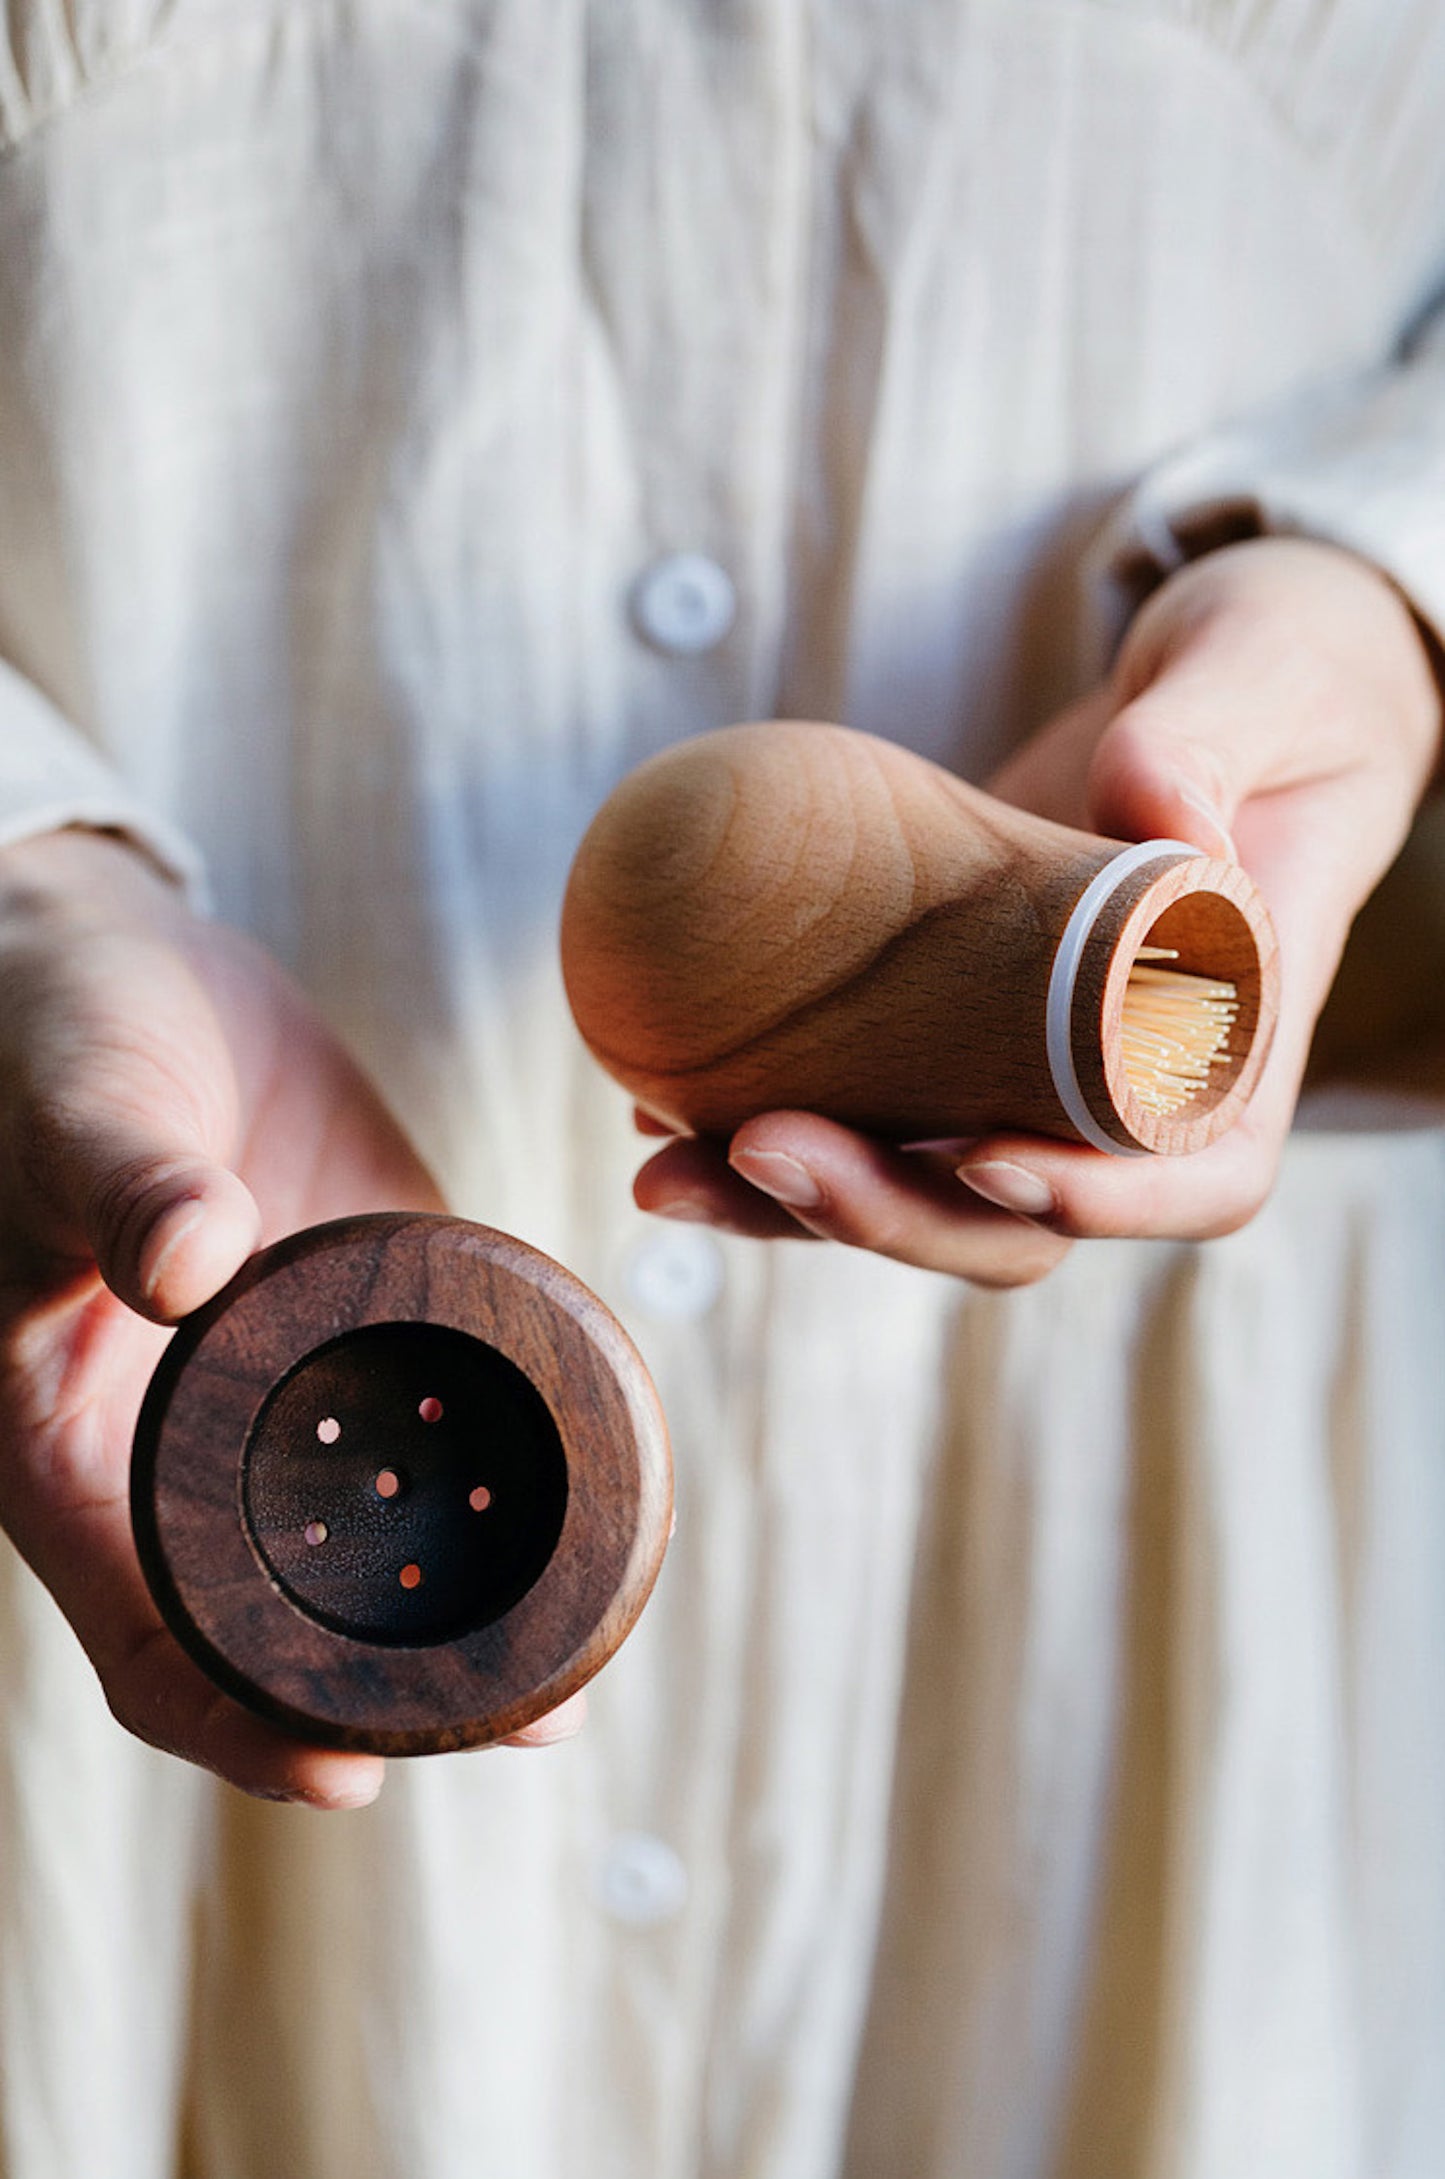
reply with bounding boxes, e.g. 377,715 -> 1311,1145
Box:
624,1227 -> 724,1321
631,553 -> 736,656
594,1832 -> 689,1928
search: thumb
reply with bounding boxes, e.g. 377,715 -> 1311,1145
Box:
67,1129 -> 262,1324
6,945 -> 263,1324
1082,552 -> 1331,856
1084,679 -> 1246,862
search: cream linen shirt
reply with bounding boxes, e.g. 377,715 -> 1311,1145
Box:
4,6 -> 1445,2178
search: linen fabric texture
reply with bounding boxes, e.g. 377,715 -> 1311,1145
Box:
2,5 -> 1445,2177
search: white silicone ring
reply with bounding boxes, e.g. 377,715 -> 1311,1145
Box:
1045,839 -> 1198,1157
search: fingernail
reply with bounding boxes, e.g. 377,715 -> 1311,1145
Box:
1176,785 -> 1237,862
957,1161 -> 1056,1217
294,1768 -> 384,1811
518,1694 -> 588,1745
729,1149 -> 824,1210
649,1195 -> 714,1223
633,1108 -> 678,1137
525,1716 -> 585,1747
327,1779 -> 384,1811
140,1202 -> 205,1304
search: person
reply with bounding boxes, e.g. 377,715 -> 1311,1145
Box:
1,5 -> 1444,2175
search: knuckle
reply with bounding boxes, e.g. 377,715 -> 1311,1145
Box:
1042,1195 -> 1111,1242
84,1152 -> 204,1287
807,1194 -> 903,1256
83,1153 -> 172,1250
821,1183 -> 1076,1284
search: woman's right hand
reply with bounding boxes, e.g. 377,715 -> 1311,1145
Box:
635,540 -> 1442,1280
0,828 -> 575,1808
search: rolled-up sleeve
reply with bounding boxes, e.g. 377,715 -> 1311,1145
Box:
0,656 -> 208,905
1105,303 -> 1445,654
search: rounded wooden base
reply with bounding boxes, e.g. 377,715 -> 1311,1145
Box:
131,1215 -> 672,1755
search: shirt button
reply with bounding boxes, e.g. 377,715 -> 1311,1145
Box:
594,1832 -> 689,1928
624,1227 -> 724,1322
631,553 -> 736,656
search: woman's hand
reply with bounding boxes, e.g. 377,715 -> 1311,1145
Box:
635,539 -> 1443,1280
0,829 -> 580,1808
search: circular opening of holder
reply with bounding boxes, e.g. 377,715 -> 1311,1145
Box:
1097,869 -> 1273,1155
1065,849 -> 1278,1155
243,1321 -> 569,1646
1118,891 -> 1263,1125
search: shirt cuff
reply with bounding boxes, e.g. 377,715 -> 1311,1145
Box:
0,657 -> 209,911
1100,312 -> 1445,660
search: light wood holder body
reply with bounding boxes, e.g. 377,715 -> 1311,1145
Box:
561,722 -> 1280,1156
131,1214 -> 672,1755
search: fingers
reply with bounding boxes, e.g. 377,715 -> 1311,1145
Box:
3,1283 -> 582,1803
641,1114 -> 1071,1285
0,886 -> 466,1801
81,1145 -> 262,1323
635,1134 -> 817,1238
501,1690 -> 588,1748
958,1123 -> 1270,1244
642,1100 -> 1287,1263
956,984 -> 1310,1243
728,1117 -> 1071,1283
639,1044 -> 1295,1261
21,1111 -> 263,1327
0,1301 -> 384,1808
112,1617 -> 388,1810
634,544 -> 1443,1275
632,1106 -> 677,1138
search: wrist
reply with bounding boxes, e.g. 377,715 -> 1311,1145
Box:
0,825 -> 196,941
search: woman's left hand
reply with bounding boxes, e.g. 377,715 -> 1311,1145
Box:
633,538 -> 1442,1283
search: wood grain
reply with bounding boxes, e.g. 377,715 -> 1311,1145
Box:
131,1214 -> 672,1755
562,721 -> 1279,1155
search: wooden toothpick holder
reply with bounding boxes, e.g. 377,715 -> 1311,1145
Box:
561,721 -> 1280,1156
131,1214 -> 672,1755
